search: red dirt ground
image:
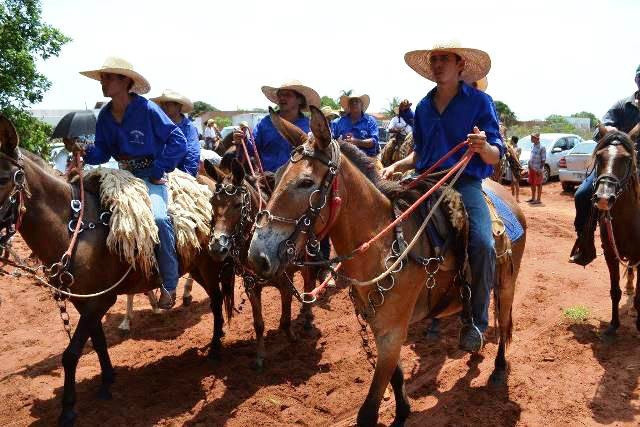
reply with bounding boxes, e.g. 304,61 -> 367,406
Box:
0,181 -> 639,427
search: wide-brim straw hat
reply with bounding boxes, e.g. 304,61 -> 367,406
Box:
340,94 -> 370,113
80,56 -> 151,95
321,106 -> 340,120
150,89 -> 194,113
474,76 -> 488,92
261,80 -> 321,111
404,42 -> 491,84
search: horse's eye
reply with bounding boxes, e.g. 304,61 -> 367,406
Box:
298,178 -> 315,189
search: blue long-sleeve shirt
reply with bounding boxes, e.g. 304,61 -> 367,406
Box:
176,115 -> 201,176
399,108 -> 414,127
247,114 -> 310,172
85,94 -> 187,179
333,113 -> 380,156
413,82 -> 503,180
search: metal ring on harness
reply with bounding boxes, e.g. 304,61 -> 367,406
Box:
70,199 -> 82,212
377,274 -> 395,292
68,219 -> 84,233
301,292 -> 317,304
384,254 -> 404,274
59,270 -> 74,287
255,210 -> 273,228
309,189 -> 327,211
99,211 -> 111,226
13,169 -> 25,186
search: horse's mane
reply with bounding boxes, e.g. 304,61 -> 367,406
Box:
21,148 -> 65,177
337,141 -> 401,199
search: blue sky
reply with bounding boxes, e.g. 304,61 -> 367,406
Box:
34,0 -> 640,120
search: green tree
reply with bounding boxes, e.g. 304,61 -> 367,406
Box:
382,97 -> 400,119
571,111 -> 598,128
494,100 -> 517,126
0,0 -> 71,157
340,89 -> 353,97
191,100 -> 218,117
213,116 -> 232,129
320,96 -> 339,110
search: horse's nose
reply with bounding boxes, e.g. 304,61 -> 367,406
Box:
209,234 -> 231,258
248,250 -> 274,278
595,196 -> 614,211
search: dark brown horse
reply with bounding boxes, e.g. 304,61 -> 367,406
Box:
204,154 -> 318,369
591,126 -> 640,335
246,107 -> 525,427
0,115 -> 233,427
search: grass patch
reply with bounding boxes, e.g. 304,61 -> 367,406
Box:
563,305 -> 590,322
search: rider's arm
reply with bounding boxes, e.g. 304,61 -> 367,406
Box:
474,94 -> 504,165
149,103 -> 187,180
182,124 -> 201,177
83,113 -> 113,165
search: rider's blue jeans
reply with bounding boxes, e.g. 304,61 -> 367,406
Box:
133,169 -> 180,293
454,175 -> 496,333
574,171 -> 595,232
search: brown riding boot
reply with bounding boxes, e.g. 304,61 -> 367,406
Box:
569,231 -> 596,266
158,287 -> 176,309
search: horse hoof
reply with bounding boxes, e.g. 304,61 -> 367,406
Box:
182,295 -> 193,307
58,410 -> 77,427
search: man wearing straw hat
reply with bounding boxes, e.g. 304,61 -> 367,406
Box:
333,94 -> 381,162
151,89 -> 201,177
382,43 -> 503,352
233,80 -> 321,172
67,56 -> 187,309
204,119 -> 220,150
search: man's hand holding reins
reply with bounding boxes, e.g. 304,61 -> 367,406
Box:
63,138 -> 87,157
468,126 -> 500,165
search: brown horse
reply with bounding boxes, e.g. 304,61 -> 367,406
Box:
246,107 -> 525,427
0,115 -> 233,427
381,132 -> 414,168
204,154 -> 319,369
591,127 -> 640,335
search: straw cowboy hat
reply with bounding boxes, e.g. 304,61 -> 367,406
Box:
321,106 -> 340,120
80,56 -> 151,95
404,41 -> 491,84
150,89 -> 194,113
206,118 -> 215,125
261,80 -> 321,111
340,94 -> 370,113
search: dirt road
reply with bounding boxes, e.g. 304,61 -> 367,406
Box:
0,182 -> 638,427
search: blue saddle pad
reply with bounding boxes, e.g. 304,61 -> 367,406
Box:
484,189 -> 524,243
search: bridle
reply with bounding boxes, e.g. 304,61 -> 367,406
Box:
255,139 -> 341,267
592,140 -> 635,203
210,181 -> 254,262
0,149 -> 30,247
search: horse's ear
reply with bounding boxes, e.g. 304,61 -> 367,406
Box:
269,106 -> 308,147
203,159 -> 220,182
0,114 -> 19,155
231,158 -> 245,186
309,105 -> 331,150
598,123 -> 609,139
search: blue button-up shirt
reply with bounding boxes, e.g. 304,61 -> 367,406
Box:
85,94 -> 187,179
333,114 -> 380,156
399,108 -> 414,127
176,115 -> 201,176
413,82 -> 503,180
249,114 -> 310,172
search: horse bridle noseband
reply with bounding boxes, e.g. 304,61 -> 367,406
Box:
255,139 -> 341,267
0,149 -> 30,248
211,182 -> 254,261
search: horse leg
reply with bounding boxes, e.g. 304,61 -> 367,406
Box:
300,267 -> 315,331
356,328 -> 406,427
278,284 -> 297,342
182,274 -> 194,306
117,295 -> 134,333
208,274 -> 224,360
389,363 -> 411,427
603,248 -> 622,336
424,318 -> 441,340
89,312 -> 117,400
58,316 -> 95,427
625,267 -> 635,295
635,270 -> 640,332
147,290 -> 160,314
247,286 -> 266,370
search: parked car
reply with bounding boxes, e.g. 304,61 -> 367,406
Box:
558,140 -> 597,191
220,125 -> 236,141
49,142 -> 118,173
505,133 -> 583,184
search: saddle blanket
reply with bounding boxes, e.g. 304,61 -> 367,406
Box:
483,188 -> 524,243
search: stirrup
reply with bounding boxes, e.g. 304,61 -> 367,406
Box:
459,322 -> 484,353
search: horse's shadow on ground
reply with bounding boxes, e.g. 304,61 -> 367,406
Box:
402,317 -> 521,427
568,296 -> 640,424
27,312 -> 324,427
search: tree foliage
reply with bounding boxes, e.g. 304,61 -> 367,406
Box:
571,111 -> 598,128
339,89 -> 353,97
494,100 -> 517,126
0,0 -> 70,157
382,97 -> 400,119
320,96 -> 339,110
213,116 -> 231,129
191,100 -> 218,117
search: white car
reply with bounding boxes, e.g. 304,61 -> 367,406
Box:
505,133 -> 583,184
558,140 -> 597,191
49,143 -> 118,173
